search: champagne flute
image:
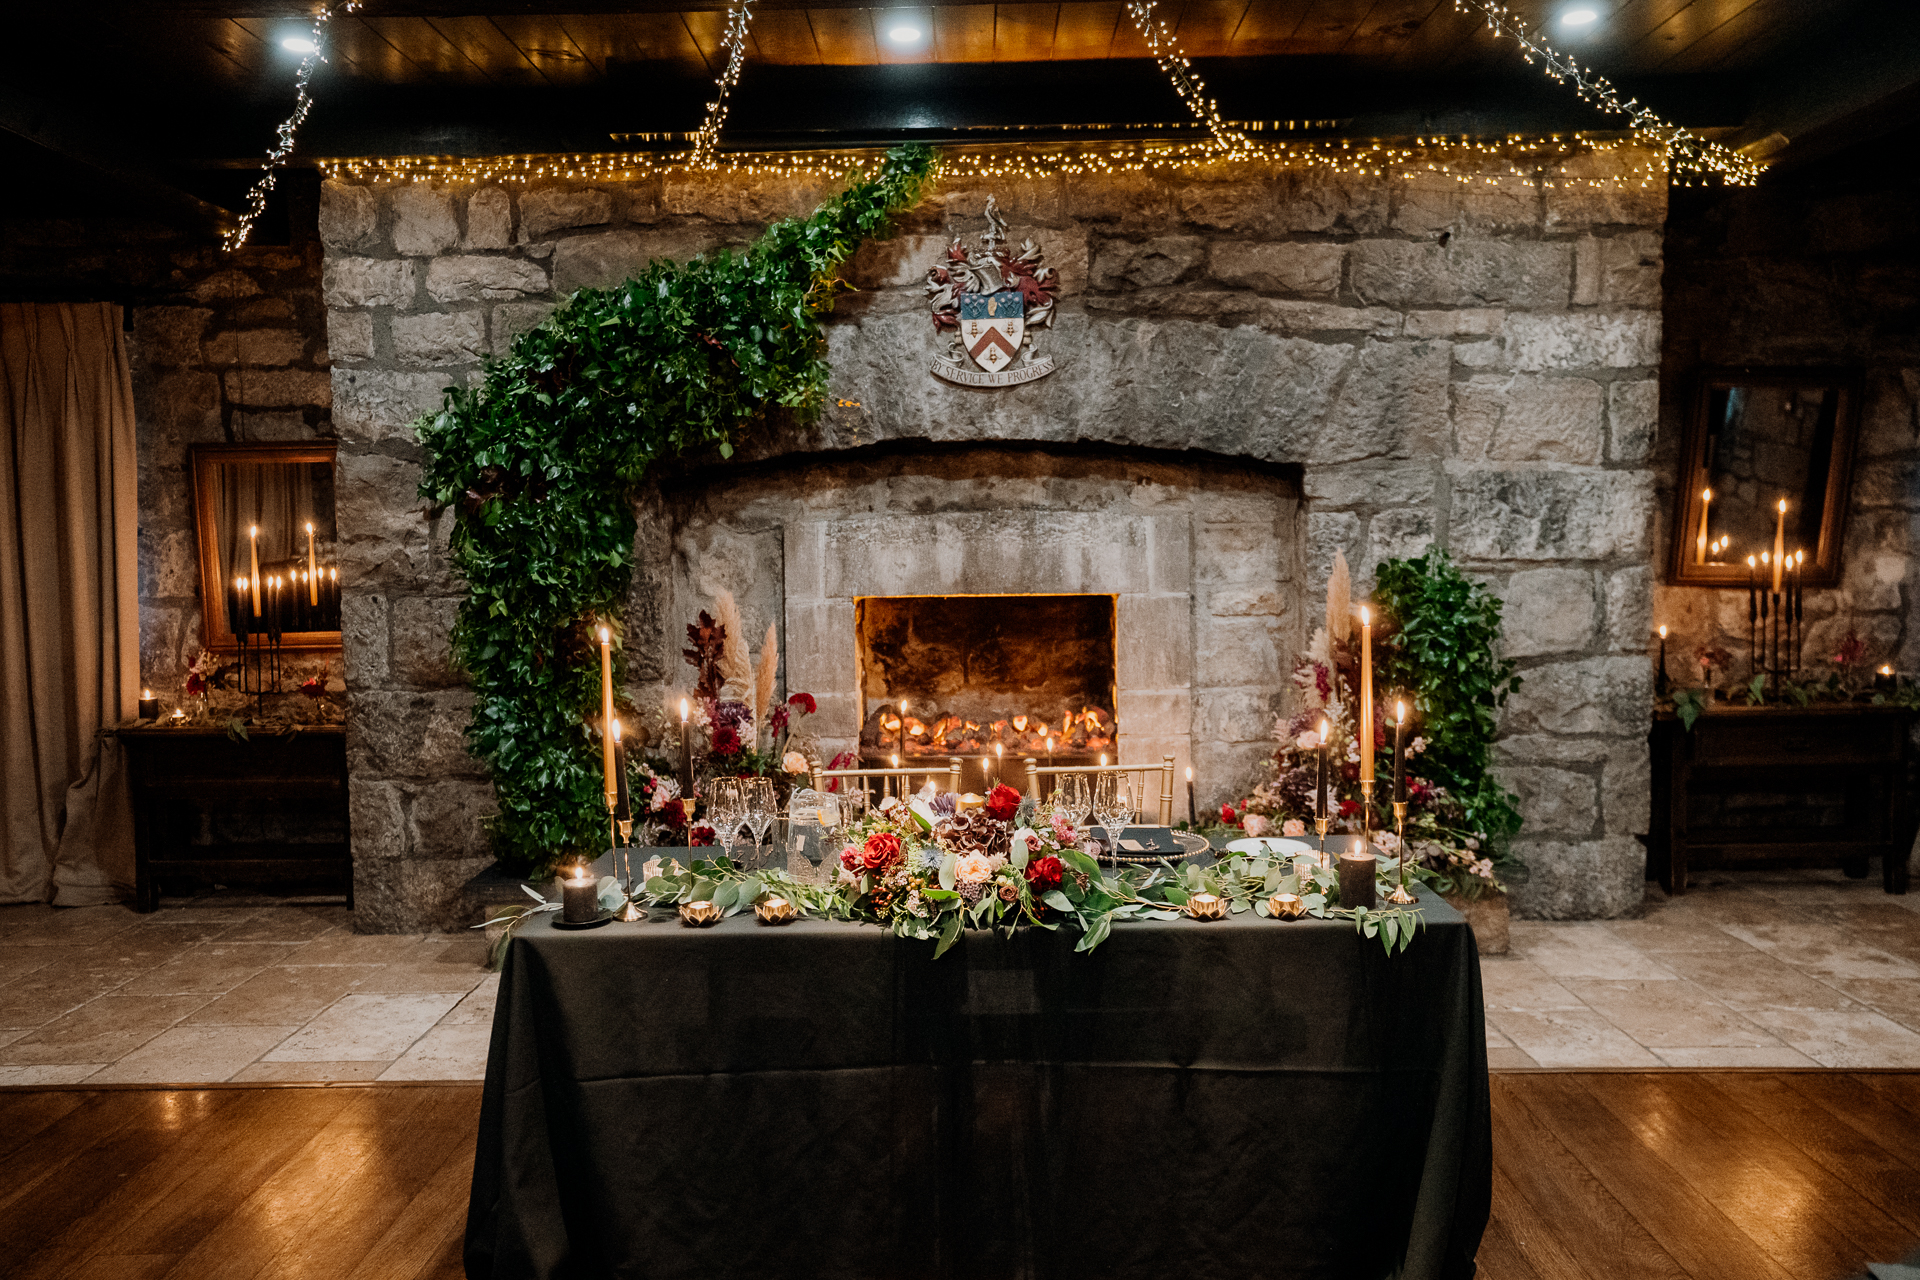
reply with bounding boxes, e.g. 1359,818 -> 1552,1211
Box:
745,777 -> 777,870
1093,774 -> 1136,866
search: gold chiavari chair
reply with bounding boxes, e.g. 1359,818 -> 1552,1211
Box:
1023,754 -> 1177,826
811,755 -> 965,805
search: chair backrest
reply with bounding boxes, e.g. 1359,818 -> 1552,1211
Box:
1022,755 -> 1177,826
811,755 -> 964,800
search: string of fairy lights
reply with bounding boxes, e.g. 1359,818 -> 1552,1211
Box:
1122,0 -> 1249,154
318,133 -> 1667,188
1451,0 -> 1764,186
689,0 -> 757,169
223,0 -> 361,250
229,0 -> 1763,250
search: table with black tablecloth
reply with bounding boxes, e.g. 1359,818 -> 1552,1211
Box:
465,884 -> 1491,1280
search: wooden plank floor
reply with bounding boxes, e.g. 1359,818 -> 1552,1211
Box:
1,1075 -> 1916,1280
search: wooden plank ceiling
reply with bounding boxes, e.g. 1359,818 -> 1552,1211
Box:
110,0 -> 1861,88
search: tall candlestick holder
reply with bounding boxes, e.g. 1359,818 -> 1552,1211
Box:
1359,779 -> 1374,845
1314,816 -> 1331,871
615,816 -> 646,922
1385,800 -> 1416,906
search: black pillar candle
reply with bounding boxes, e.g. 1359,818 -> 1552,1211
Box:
561,864 -> 599,924
613,729 -> 632,823
1392,707 -> 1408,804
1337,843 -> 1376,911
138,690 -> 160,721
1314,721 -> 1329,819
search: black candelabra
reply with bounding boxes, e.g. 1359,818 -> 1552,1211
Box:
1747,553 -> 1804,693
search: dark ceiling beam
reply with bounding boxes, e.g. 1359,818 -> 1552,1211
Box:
0,83 -> 237,232
276,60 -> 1750,160
1730,0 -> 1920,171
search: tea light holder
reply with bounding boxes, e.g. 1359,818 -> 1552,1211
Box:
679,900 -> 722,927
1266,892 -> 1305,920
753,895 -> 798,925
1182,891 -> 1228,921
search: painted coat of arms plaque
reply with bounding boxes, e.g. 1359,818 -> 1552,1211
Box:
926,197 -> 1061,388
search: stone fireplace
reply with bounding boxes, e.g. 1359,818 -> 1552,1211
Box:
856,593 -> 1118,772
321,141 -> 1666,929
631,442 -> 1300,815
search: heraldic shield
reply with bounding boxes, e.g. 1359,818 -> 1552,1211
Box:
961,291 -> 1025,373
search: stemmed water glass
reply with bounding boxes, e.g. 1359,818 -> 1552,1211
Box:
1057,773 -> 1092,834
1092,773 -> 1136,866
708,778 -> 746,865
744,777 -> 777,870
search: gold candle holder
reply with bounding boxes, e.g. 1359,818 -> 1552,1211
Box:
1385,800 -> 1416,906
1182,892 -> 1228,921
679,900 -> 722,927
1314,815 -> 1331,872
753,895 -> 799,925
1267,892 -> 1305,920
616,818 -> 647,921
1359,778 -> 1374,841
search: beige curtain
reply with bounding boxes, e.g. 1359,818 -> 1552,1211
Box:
0,303 -> 140,905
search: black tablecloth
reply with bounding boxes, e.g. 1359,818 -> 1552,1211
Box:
466,886 -> 1490,1280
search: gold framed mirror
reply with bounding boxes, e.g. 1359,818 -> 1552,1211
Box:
191,442 -> 340,650
1669,367 -> 1861,590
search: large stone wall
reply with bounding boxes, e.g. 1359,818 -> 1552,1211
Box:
1655,165 -> 1920,683
321,142 -> 1666,928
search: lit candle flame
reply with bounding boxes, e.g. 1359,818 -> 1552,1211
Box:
1778,498 -> 1788,514
1396,700 -> 1406,721
142,688 -> 152,699
1360,605 -> 1370,626
1702,487 -> 1712,501
611,718 -> 621,743
680,697 -> 689,723
1186,766 -> 1193,780
599,626 -> 610,643
1882,665 -> 1894,676
1658,625 -> 1667,638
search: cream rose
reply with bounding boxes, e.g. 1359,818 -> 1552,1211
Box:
955,852 -> 995,883
1282,819 -> 1305,839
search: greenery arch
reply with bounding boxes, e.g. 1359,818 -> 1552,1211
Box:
416,144 -> 938,876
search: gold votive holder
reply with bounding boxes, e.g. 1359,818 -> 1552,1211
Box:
1183,891 -> 1228,921
753,895 -> 798,925
957,792 -> 985,812
679,900 -> 722,927
1267,892 -> 1305,920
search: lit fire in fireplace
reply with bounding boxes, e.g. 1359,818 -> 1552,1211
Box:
862,705 -> 1116,757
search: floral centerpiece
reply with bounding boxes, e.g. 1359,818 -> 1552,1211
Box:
629,779 -> 1424,957
1222,549 -> 1519,900
678,591 -> 818,786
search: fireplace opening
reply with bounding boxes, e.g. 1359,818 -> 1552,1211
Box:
856,594 -> 1117,782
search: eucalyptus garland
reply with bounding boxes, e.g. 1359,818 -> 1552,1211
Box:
416,144 -> 938,876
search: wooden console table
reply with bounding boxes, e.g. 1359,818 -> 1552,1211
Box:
113,723 -> 351,912
1648,704 -> 1914,895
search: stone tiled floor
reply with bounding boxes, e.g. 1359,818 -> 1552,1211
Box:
1486,868 -> 1920,1069
0,900 -> 496,1085
3,866 -> 1918,1083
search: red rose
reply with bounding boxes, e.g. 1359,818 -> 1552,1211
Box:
1338,799 -> 1360,818
1220,803 -> 1240,826
1024,855 -> 1063,892
860,832 -> 903,872
985,784 -> 1023,822
788,692 -> 817,716
838,846 -> 862,873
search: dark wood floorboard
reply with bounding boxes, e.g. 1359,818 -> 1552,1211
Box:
1,1075 -> 1916,1280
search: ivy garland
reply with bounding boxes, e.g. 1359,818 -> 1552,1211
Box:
416,144 -> 939,876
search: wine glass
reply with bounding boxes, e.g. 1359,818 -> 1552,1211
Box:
708,778 -> 746,865
1092,773 -> 1136,866
745,777 -> 777,870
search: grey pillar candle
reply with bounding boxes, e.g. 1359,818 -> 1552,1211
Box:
1337,843 -> 1377,911
561,866 -> 599,923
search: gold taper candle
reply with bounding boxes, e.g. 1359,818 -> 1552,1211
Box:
598,626 -> 616,807
1696,488 -> 1711,564
1359,605 -> 1374,783
248,524 -> 261,615
306,522 -> 319,605
1772,498 -> 1786,592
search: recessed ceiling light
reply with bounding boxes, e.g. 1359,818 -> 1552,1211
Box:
887,24 -> 922,44
1560,6 -> 1600,25
282,35 -> 319,53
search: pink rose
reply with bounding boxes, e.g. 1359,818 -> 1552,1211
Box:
1243,814 -> 1272,838
1282,819 -> 1306,839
